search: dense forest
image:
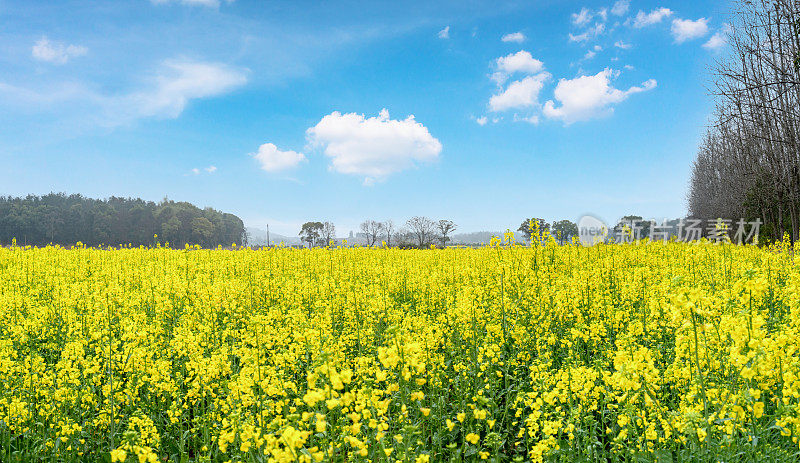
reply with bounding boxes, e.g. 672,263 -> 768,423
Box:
0,193 -> 246,248
688,0 -> 800,242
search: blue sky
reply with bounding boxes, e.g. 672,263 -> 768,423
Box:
0,0 -> 732,235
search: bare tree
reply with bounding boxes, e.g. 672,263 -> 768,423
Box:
384,219 -> 395,247
406,216 -> 436,247
321,221 -> 336,246
437,220 -> 457,247
359,220 -> 384,246
688,0 -> 800,243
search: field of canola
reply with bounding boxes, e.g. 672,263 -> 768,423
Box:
1,238 -> 800,462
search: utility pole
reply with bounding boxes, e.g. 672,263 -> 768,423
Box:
266,224 -> 270,247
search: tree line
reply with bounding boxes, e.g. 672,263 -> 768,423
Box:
0,193 -> 246,248
298,217 -> 587,248
298,217 -> 459,248
688,0 -> 800,243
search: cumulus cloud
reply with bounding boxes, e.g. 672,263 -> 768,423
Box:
703,24 -> 732,50
614,40 -> 632,49
253,143 -> 306,172
611,0 -> 630,16
151,0 -> 233,7
631,8 -> 673,28
32,37 -> 87,64
476,116 -> 488,126
205,165 -> 217,173
501,32 -> 526,43
438,26 -> 450,39
543,69 -> 656,124
572,8 -> 593,26
306,109 -> 442,184
492,50 -> 544,84
671,18 -> 710,43
489,74 -> 550,112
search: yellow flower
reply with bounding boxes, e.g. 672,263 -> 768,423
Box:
110,448 -> 127,463
465,433 -> 480,445
420,407 -> 431,417
753,402 -> 765,419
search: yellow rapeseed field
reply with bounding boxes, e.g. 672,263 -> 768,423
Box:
2,236 -> 800,462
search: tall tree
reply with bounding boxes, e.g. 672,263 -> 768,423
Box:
359,220 -> 384,246
688,0 -> 800,243
299,222 -> 323,248
518,218 -> 549,241
406,216 -> 436,247
551,220 -> 578,245
321,221 -> 336,246
437,220 -> 457,247
384,219 -> 395,247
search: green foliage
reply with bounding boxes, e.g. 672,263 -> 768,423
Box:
0,193 -> 245,248
517,218 -> 549,241
551,220 -> 578,245
299,221 -> 324,247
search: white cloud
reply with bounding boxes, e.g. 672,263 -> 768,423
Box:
611,0 -> 630,16
671,18 -> 710,43
614,40 -> 632,49
190,165 -> 219,175
489,74 -> 550,112
151,0 -> 232,7
598,8 -> 608,22
253,143 -> 306,172
624,64 -> 635,70
492,50 -> 544,84
476,116 -> 488,126
0,58 -> 247,126
31,37 -> 87,64
438,26 -> 450,39
501,32 -> 526,43
703,24 -> 731,50
569,23 -> 604,42
543,68 -> 656,124
631,8 -> 673,28
572,8 -> 593,26
306,109 -> 441,183
583,45 -> 602,60
125,59 -> 247,119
